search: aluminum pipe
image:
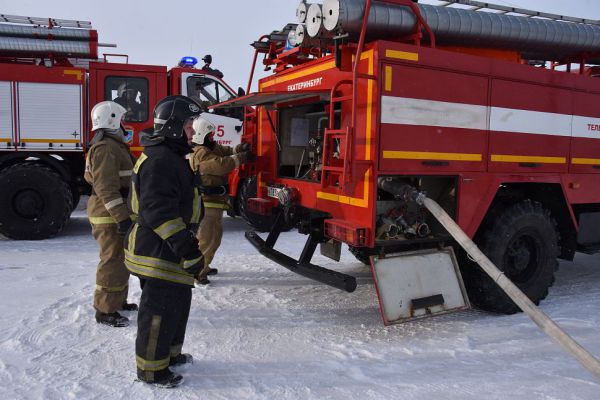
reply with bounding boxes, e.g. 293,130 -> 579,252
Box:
0,24 -> 93,41
0,36 -> 97,58
322,0 -> 600,61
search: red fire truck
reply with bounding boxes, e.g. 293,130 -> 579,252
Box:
215,0 -> 600,314
0,14 -> 247,240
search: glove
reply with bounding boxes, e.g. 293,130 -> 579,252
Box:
165,229 -> 199,259
182,248 -> 205,276
235,142 -> 251,154
245,151 -> 256,162
117,218 -> 132,236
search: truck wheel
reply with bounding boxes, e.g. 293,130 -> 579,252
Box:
460,200 -> 559,314
238,176 -> 291,233
0,163 -> 73,240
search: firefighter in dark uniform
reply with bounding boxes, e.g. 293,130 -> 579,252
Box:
85,101 -> 137,328
124,95 -> 204,388
188,117 -> 250,285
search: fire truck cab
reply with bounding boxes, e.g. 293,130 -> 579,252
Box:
0,15 -> 244,240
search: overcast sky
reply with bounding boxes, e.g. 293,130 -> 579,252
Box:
1,0 -> 599,91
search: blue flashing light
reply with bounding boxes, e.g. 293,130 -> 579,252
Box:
179,56 -> 198,68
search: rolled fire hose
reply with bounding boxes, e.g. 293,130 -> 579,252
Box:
416,193 -> 600,379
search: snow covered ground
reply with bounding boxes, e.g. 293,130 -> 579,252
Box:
1,207 -> 599,399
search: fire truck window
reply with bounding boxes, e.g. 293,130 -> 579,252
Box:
104,77 -> 149,123
187,76 -> 233,108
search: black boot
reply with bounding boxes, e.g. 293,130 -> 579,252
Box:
207,268 -> 218,276
195,278 -> 210,285
95,311 -> 129,327
137,368 -> 183,388
121,302 -> 139,311
170,353 -> 193,367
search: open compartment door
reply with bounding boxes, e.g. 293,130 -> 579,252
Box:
371,247 -> 470,325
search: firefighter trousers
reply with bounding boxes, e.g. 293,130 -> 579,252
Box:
136,279 -> 191,380
195,206 -> 224,280
91,223 -> 130,314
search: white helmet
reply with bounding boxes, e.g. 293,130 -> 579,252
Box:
91,101 -> 127,131
191,117 -> 216,145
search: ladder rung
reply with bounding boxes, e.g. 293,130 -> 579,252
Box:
332,95 -> 353,103
322,166 -> 344,173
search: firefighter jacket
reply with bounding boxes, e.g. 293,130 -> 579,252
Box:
188,144 -> 246,208
84,134 -> 136,225
124,144 -> 203,287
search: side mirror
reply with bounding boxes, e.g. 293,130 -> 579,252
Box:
237,87 -> 246,97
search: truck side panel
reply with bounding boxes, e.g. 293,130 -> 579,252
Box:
379,64 -> 488,173
17,82 -> 83,151
488,79 -> 571,174
570,91 -> 600,174
0,81 -> 12,146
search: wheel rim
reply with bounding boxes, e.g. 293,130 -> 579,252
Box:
504,229 -> 542,283
12,189 -> 45,219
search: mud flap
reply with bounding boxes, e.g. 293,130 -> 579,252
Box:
371,247 -> 470,325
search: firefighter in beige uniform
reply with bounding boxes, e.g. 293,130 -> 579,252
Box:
188,117 -> 249,285
85,101 -> 137,327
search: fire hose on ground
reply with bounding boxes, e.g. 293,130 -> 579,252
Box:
379,179 -> 600,379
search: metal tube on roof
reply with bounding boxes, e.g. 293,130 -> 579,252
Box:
0,36 -> 97,58
0,24 -> 93,41
322,0 -> 600,62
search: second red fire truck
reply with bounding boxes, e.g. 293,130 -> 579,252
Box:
214,0 -> 600,315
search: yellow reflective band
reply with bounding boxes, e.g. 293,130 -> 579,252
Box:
386,49 -> 419,62
128,224 -> 139,254
95,284 -> 128,293
133,153 -> 148,174
125,250 -> 195,286
491,154 -> 566,164
126,260 -> 195,286
130,182 -> 139,215
203,202 -> 229,210
572,157 -> 600,165
385,66 -> 392,92
183,256 -> 203,270
88,216 -> 116,225
146,315 -> 162,370
170,344 -> 183,358
383,150 -> 483,162
153,218 -> 186,240
104,197 -> 124,210
191,188 -> 202,224
136,355 -> 170,372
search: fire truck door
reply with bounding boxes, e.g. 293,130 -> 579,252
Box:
379,64 -> 488,173
0,81 -> 12,148
90,65 -> 165,153
181,72 -> 243,147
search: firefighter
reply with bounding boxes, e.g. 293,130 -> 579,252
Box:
124,95 -> 204,388
85,101 -> 138,328
188,117 -> 252,285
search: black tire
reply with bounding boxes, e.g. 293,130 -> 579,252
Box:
237,176 -> 291,233
0,163 -> 73,240
460,200 -> 559,314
